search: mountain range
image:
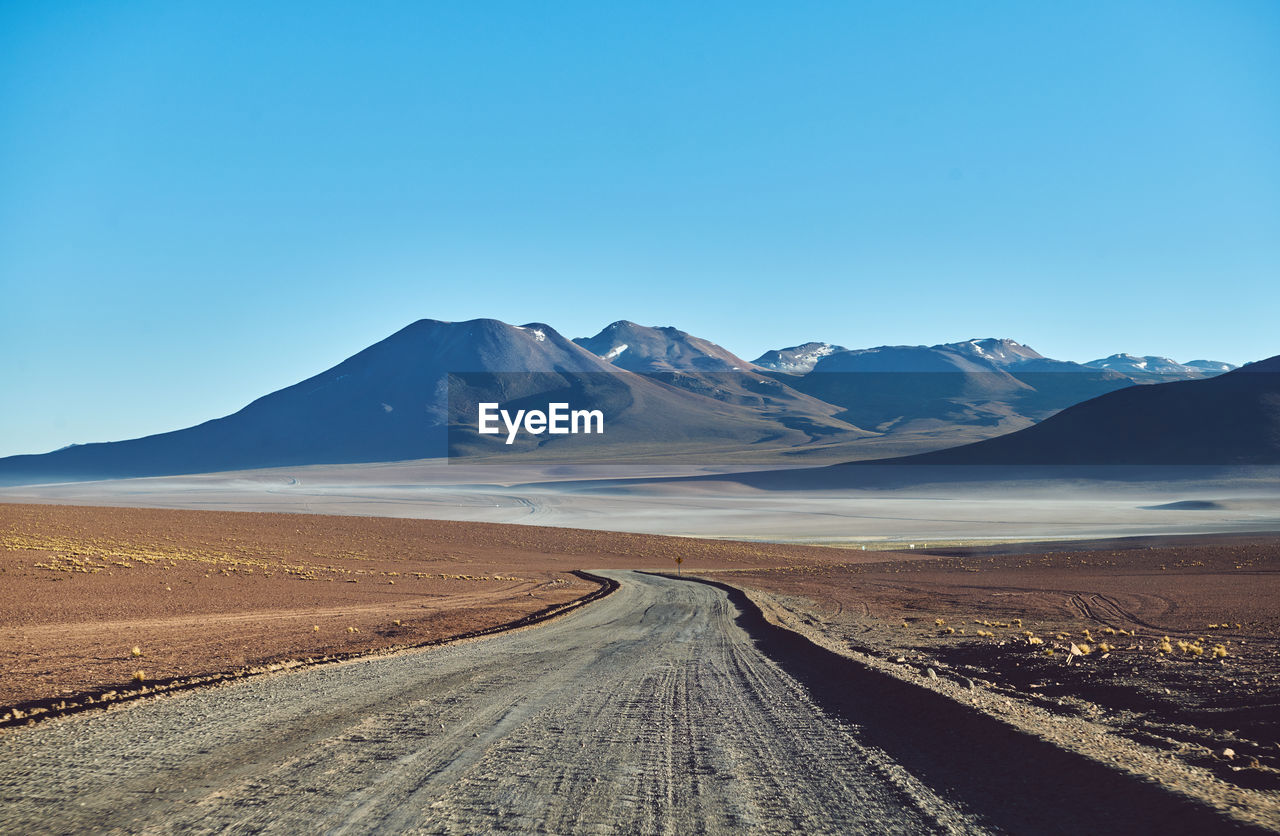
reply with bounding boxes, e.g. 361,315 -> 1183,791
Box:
0,318 -> 1260,484
753,338 -> 1235,379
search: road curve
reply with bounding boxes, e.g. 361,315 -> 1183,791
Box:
0,570 -> 986,835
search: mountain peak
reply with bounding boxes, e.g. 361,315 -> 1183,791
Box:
1084,353 -> 1209,378
1185,359 -> 1239,373
574,322 -> 755,372
752,342 -> 847,373
941,338 -> 1044,366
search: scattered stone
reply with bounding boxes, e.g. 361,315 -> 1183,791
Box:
925,668 -> 937,680
1219,747 -> 1236,760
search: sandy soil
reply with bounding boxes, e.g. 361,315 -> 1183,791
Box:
696,536 -> 1280,796
0,502 -> 873,714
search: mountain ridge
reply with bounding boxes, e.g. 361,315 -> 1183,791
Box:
0,316 -> 1260,483
0,318 -> 872,484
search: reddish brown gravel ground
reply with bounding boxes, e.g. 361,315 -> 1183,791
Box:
0,502 -> 860,710
696,535 -> 1280,791
5,501 -> 1279,796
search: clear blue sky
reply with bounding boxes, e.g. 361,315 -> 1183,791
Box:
2,1 -> 1277,456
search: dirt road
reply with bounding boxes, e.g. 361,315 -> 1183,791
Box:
0,572 -> 1246,834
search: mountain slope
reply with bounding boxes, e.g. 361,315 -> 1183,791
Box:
0,319 -> 614,482
942,338 -> 1046,367
772,339 -> 1183,436
574,321 -> 756,372
881,356 -> 1280,465
1084,354 -> 1237,381
797,343 -> 1032,432
778,341 -> 1046,435
1185,360 -> 1238,373
752,342 -> 847,373
1,318 -> 1256,483
0,319 -> 875,484
572,322 -> 863,437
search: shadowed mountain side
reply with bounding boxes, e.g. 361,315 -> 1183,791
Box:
769,345 -> 1032,435
0,319 -> 610,483
0,317 -> 1258,485
777,349 -> 1133,435
763,339 -> 1224,438
862,357 -> 1280,466
443,371 -> 876,461
523,357 -> 1279,490
0,320 -> 877,485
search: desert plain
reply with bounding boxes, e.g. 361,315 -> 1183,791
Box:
0,501 -> 872,714
3,474 -> 1280,831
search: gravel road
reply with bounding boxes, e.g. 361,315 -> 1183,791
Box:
2,570 -> 1252,834
0,570 -> 995,834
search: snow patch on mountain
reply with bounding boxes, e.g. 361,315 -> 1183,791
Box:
753,342 -> 846,372
1086,354 -> 1210,377
945,338 -> 1044,366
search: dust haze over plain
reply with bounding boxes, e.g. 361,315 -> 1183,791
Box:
5,460 -> 1278,546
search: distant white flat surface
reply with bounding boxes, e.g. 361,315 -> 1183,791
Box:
3,460 -> 1278,545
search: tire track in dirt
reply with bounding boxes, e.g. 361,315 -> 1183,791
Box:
2,571 -> 1252,834
0,571 -> 979,835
